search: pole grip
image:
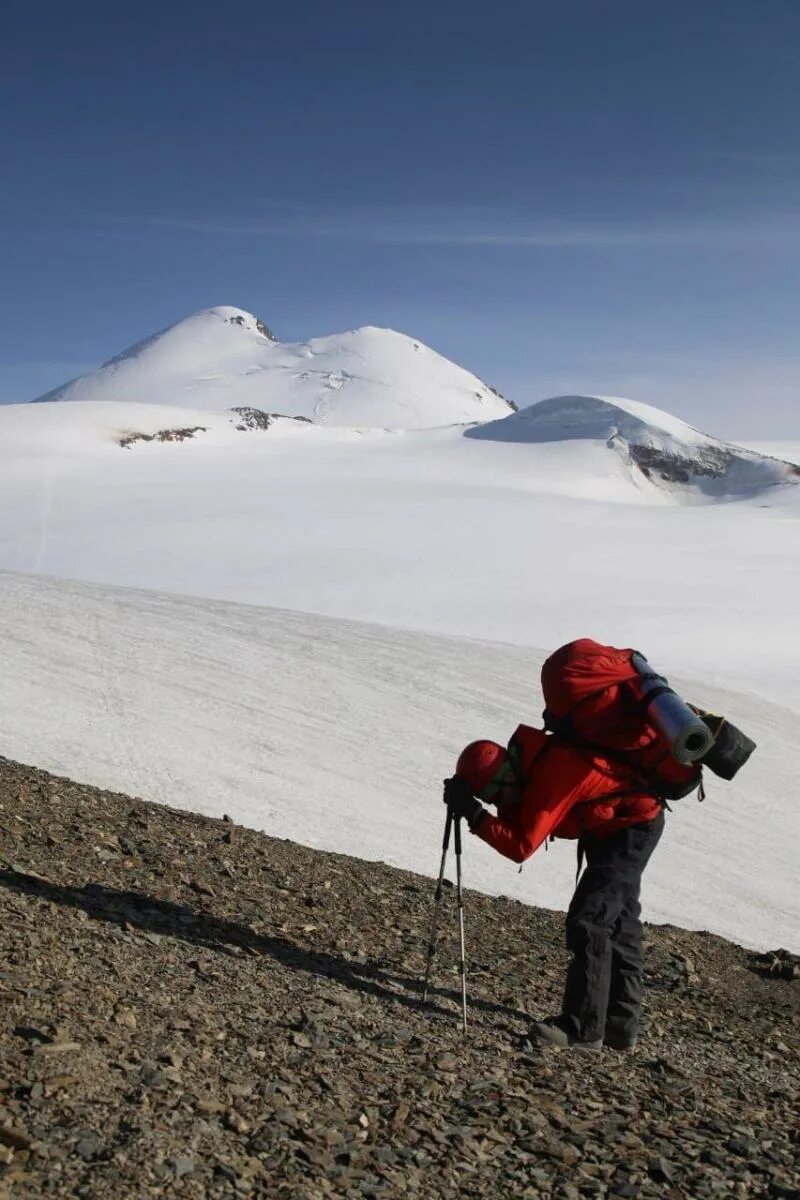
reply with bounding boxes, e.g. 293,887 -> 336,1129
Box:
442,806 -> 453,851
453,815 -> 463,855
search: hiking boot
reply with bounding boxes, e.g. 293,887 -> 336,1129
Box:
527,1017 -> 602,1053
604,1032 -> 638,1053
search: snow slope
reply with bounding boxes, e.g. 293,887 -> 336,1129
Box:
1,568 -> 796,954
31,306 -> 513,429
1,397 -> 799,710
469,394 -> 800,498
744,440 -> 800,466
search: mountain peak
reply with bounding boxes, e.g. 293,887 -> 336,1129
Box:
202,305 -> 277,341
466,392 -> 799,499
30,308 -> 512,429
513,394 -> 714,443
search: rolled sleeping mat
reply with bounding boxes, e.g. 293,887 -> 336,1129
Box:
630,652 -> 715,765
691,709 -> 757,780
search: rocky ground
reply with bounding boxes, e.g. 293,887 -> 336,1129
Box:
0,757 -> 797,1199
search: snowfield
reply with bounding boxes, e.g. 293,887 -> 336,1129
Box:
1,306 -> 798,952
1,569 -> 797,954
0,393 -> 798,707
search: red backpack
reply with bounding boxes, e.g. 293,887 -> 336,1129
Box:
540,639 -> 704,801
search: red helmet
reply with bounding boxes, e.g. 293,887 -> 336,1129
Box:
456,740 -> 508,797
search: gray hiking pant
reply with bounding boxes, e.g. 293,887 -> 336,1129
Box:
561,810 -> 665,1043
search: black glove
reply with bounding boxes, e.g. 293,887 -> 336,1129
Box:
443,776 -> 486,828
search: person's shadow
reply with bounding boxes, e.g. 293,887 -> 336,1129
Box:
0,868 -> 529,1030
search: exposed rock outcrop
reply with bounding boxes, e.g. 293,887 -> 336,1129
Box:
118,426 -> 208,449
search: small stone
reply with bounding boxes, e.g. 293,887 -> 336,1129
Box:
225,1110 -> 250,1134
43,1075 -> 80,1096
34,1042 -> 81,1056
435,1054 -> 459,1072
189,879 -> 216,897
171,1155 -> 196,1179
227,1083 -> 252,1099
392,1104 -> 410,1129
113,1007 -> 137,1029
75,1133 -> 103,1160
13,1025 -> 52,1044
158,1050 -> 183,1069
139,1062 -> 166,1088
727,1137 -> 758,1157
649,1157 -> 676,1183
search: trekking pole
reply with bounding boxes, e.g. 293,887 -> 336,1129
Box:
421,806 -> 452,1004
453,815 -> 468,1034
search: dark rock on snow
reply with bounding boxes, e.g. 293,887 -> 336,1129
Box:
0,756 -> 797,1198
229,407 -> 274,432
627,442 -> 734,484
228,407 -> 313,432
118,427 -> 208,449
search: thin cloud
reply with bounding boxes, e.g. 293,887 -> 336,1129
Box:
102,210 -> 800,250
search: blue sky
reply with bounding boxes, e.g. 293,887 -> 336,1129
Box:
1,0 -> 799,436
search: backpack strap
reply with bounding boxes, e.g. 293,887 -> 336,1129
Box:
544,697 -> 702,803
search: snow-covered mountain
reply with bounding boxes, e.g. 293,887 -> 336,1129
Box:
32,305 -> 513,430
469,393 -> 800,498
27,305 -> 797,499
4,315 -> 800,950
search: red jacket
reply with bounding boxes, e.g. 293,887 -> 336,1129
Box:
474,724 -> 662,864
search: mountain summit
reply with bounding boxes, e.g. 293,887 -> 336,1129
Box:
32,306 -> 513,430
468,393 -> 800,498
